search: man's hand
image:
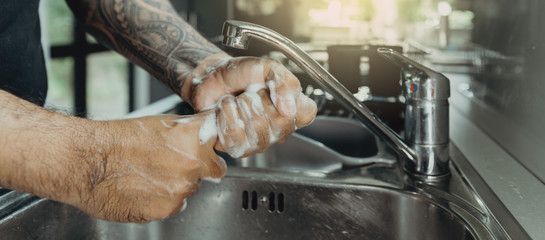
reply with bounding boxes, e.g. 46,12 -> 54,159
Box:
0,90 -> 230,223
181,54 -> 317,158
73,114 -> 226,223
62,0 -> 317,221
181,54 -> 315,117
74,79 -> 314,221
75,56 -> 317,221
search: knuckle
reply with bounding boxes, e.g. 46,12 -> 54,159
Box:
223,125 -> 246,144
252,115 -> 269,131
209,157 -> 227,177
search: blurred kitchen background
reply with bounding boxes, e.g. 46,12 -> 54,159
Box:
40,0 -> 474,119
40,0 -> 545,182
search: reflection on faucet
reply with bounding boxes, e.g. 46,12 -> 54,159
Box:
221,20 -> 450,179
377,48 -> 450,178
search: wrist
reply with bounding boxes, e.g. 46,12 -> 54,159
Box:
63,118 -> 119,207
180,53 -> 233,104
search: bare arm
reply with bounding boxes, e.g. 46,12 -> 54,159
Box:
65,0 -> 224,95
0,90 -> 96,205
64,0 -> 317,120
0,89 -> 225,222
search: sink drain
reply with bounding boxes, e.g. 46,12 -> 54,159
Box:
242,191 -> 284,213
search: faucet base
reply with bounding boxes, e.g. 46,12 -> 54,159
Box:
404,165 -> 451,183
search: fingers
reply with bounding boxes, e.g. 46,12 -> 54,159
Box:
214,88 -> 305,158
199,155 -> 227,180
160,113 -> 226,181
215,90 -> 272,158
182,54 -> 233,111
264,60 -> 302,118
294,92 -> 318,128
187,56 -> 317,159
191,76 -> 230,112
190,56 -> 264,112
186,112 -> 227,180
214,95 -> 250,157
189,56 -> 305,116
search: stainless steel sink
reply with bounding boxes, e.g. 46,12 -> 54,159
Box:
0,101 -> 530,239
295,116 -> 378,158
0,147 -> 527,239
0,167 -> 474,240
145,170 -> 478,240
225,116 -> 395,172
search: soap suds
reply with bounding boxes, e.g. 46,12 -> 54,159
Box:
268,127 -> 280,144
248,92 -> 265,114
202,177 -> 222,184
180,199 -> 188,212
265,63 -> 300,117
216,120 -> 226,146
228,99 -> 245,128
266,80 -> 278,108
228,140 -> 252,158
130,168 -> 190,199
244,84 -> 266,115
192,76 -> 204,85
174,117 -> 194,124
245,83 -> 266,94
207,56 -> 232,74
236,99 -> 259,148
280,93 -> 297,116
199,112 -> 218,144
193,56 -> 234,86
180,58 -> 304,160
237,98 -> 253,120
136,120 -> 148,132
166,144 -> 203,165
160,120 -> 172,128
250,62 -> 264,81
217,99 -> 253,159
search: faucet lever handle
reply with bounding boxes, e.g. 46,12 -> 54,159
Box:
377,48 -> 450,101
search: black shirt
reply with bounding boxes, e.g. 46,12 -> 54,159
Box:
0,0 -> 47,106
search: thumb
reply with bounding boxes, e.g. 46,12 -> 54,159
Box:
294,92 -> 318,128
195,111 -> 227,180
200,154 -> 227,181
265,65 -> 302,118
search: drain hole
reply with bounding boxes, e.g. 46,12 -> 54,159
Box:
268,192 -> 275,212
278,193 -> 284,212
242,191 -> 249,210
251,191 -> 258,211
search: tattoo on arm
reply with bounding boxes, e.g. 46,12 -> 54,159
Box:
66,0 -> 225,94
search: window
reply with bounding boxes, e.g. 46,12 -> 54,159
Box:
43,0 -> 134,119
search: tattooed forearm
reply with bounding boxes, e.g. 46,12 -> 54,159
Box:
66,0 -> 225,94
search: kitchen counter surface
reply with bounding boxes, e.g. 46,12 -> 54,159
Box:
448,73 -> 545,239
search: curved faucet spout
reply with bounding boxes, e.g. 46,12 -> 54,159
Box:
221,20 -> 418,166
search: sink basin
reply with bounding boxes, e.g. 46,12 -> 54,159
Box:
159,174 -> 475,240
224,116 -> 394,172
0,168 -> 474,240
295,116 -> 378,158
0,99 -> 528,240
0,143 -> 527,240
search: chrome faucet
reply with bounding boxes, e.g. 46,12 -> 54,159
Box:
221,20 -> 451,179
